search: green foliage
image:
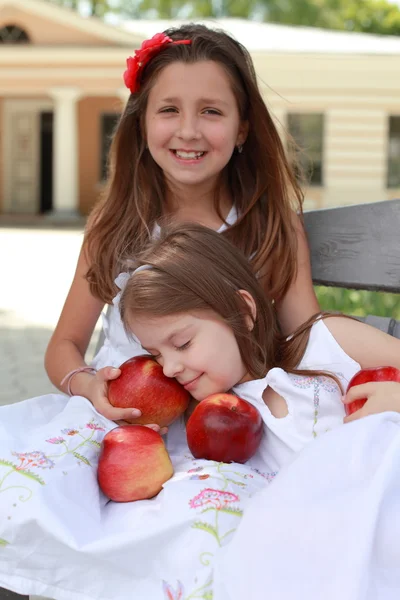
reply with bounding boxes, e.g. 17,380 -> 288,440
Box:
47,0 -> 112,17
340,0 -> 400,35
260,0 -> 400,35
46,0 -> 400,36
128,0 -> 186,18
316,287 -> 400,319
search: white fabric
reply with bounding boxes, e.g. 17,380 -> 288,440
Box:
233,319 -> 361,475
213,411 -> 400,600
1,209 -> 400,597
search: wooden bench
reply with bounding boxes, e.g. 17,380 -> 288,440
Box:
1,198 -> 399,600
303,197 -> 400,337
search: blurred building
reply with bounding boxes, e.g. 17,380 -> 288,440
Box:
0,0 -> 139,217
0,1 -> 399,216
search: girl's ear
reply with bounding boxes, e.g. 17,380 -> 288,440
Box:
237,120 -> 249,146
237,289 -> 257,331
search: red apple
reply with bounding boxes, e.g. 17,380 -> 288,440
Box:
97,425 -> 173,502
345,366 -> 400,416
186,393 -> 263,464
108,356 -> 190,427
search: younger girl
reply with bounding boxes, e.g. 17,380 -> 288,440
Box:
1,224 -> 399,600
44,23 -> 319,423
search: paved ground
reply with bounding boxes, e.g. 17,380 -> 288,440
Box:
0,223 -> 102,407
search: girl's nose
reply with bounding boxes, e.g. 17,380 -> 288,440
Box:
162,357 -> 183,379
177,114 -> 201,141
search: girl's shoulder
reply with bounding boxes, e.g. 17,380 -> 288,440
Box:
320,315 -> 400,371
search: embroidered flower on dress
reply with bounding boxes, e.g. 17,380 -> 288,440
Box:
85,421 -> 105,431
188,466 -> 204,473
11,450 -> 55,470
61,428 -> 79,436
46,437 -> 65,444
189,488 -> 239,510
162,580 -> 184,600
251,467 -> 278,482
124,33 -> 191,93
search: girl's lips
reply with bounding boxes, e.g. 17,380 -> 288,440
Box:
169,150 -> 207,164
182,374 -> 203,391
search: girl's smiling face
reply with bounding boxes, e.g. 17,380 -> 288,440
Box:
129,310 -> 249,401
144,60 -> 247,195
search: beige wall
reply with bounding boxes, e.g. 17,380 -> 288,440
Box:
255,53 -> 400,207
0,96 -> 3,212
78,96 -> 122,214
0,6 -> 115,46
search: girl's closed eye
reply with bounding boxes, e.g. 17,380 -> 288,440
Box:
176,341 -> 191,351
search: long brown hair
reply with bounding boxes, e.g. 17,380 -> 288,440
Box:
86,24 -> 303,304
120,223 -> 341,388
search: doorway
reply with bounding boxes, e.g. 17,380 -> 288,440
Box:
3,99 -> 53,214
40,112 -> 53,213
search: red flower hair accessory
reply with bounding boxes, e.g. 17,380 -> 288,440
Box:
123,33 -> 192,94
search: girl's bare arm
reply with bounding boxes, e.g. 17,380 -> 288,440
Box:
325,316 -> 400,371
275,214 -> 320,335
44,242 -> 104,395
44,242 -> 154,425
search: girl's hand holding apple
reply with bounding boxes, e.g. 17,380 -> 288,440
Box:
343,367 -> 400,423
74,366 -> 167,432
76,366 -> 143,423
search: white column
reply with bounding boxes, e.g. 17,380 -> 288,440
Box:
49,87 -> 82,217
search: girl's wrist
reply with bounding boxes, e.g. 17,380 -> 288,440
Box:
69,371 -> 97,398
61,367 -> 97,397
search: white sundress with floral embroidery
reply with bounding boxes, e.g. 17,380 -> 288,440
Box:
1,231 -> 400,599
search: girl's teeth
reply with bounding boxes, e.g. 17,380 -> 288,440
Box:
174,150 -> 205,159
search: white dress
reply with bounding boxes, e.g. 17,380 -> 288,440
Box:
1,212 -> 400,598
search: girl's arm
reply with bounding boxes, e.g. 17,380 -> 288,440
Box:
44,242 -> 142,424
45,245 -> 104,395
325,316 -> 400,371
275,214 -> 320,335
324,316 -> 400,420
45,242 -> 103,393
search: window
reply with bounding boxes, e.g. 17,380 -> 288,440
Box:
388,116 -> 400,188
100,113 -> 120,181
287,113 -> 324,186
0,24 -> 30,44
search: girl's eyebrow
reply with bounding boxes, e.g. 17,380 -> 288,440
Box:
166,324 -> 192,343
159,96 -> 229,107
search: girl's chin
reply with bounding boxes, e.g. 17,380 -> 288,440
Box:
190,393 -> 204,402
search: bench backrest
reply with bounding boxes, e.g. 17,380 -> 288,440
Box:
303,199 -> 400,293
303,198 -> 400,338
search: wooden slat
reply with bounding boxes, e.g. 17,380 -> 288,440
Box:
0,588 -> 27,600
303,198 -> 400,292
358,316 -> 400,338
